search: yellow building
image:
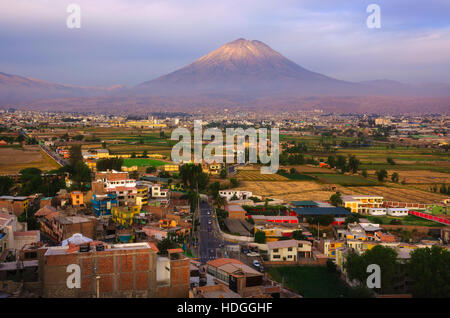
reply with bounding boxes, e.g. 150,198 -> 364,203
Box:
163,164 -> 179,172
70,191 -> 84,206
342,195 -> 383,214
111,205 -> 141,226
321,240 -> 345,258
136,186 -> 148,206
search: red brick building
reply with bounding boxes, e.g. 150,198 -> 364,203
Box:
39,242 -> 189,298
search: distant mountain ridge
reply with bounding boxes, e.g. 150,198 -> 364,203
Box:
0,72 -> 124,105
1,38 -> 450,111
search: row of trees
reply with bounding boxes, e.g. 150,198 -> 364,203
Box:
345,245 -> 450,297
327,155 -> 360,174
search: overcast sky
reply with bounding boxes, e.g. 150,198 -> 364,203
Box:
1,0 -> 449,86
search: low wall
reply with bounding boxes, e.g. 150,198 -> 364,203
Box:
381,224 -> 443,233
264,258 -> 325,267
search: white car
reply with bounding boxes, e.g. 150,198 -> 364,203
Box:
247,252 -> 260,257
252,260 -> 261,267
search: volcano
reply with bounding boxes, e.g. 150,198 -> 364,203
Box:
135,38 -> 356,96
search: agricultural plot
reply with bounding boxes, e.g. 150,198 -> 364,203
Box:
0,146 -> 60,174
342,186 -> 448,204
384,170 -> 450,184
236,170 -> 289,181
235,181 -> 339,202
312,174 -> 376,186
122,158 -> 167,167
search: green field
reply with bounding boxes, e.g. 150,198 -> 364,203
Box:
366,214 -> 443,227
267,266 -> 354,298
312,173 -> 377,186
278,171 -> 317,181
122,158 -> 167,167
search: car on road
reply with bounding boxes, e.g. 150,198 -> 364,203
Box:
208,227 -> 212,232
207,210 -> 211,215
208,220 -> 212,225
246,252 -> 260,257
252,260 -> 261,268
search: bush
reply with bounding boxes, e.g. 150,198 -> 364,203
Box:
390,219 -> 402,225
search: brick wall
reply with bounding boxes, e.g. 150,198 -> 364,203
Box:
41,248 -> 158,298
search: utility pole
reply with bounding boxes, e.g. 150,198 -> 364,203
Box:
96,276 -> 100,298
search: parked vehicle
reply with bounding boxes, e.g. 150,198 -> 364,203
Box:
253,260 -> 261,267
258,266 -> 265,273
246,252 -> 260,257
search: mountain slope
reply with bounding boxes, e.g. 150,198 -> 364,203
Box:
135,38 -> 357,96
0,72 -> 123,105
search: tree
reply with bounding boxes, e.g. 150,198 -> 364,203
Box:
230,178 -> 240,188
219,169 -> 227,179
391,172 -> 399,183
69,144 -> 83,167
156,237 -> 178,256
254,231 -> 266,244
408,246 -> 450,298
146,166 -> 156,173
0,176 -> 14,195
179,163 -> 209,191
141,150 -> 148,158
348,155 -> 360,174
326,259 -> 337,273
327,155 -> 336,168
344,245 -> 399,294
345,214 -> 360,225
292,230 -> 307,240
330,192 -> 343,206
376,169 -> 388,182
71,162 -> 91,190
131,152 -> 136,158
386,157 -> 396,165
362,169 -> 368,178
96,158 -> 123,171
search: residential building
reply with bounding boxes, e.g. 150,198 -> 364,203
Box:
267,239 -> 312,261
111,205 -> 141,227
0,195 -> 29,216
225,204 -> 247,220
91,193 -> 118,217
39,242 -> 189,298
70,191 -> 84,206
342,195 -> 384,214
387,207 -> 409,217
219,190 -> 253,201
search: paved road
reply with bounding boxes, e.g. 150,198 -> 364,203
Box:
197,200 -> 229,264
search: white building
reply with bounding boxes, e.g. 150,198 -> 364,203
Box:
369,208 -> 387,216
387,207 -> 409,217
219,190 -> 254,201
151,184 -> 169,199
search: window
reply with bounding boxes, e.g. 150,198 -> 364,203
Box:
288,255 -> 292,258
273,249 -> 279,253
273,255 -> 280,259
288,247 -> 293,251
